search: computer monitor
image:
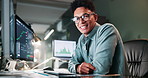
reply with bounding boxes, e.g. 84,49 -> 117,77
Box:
10,14 -> 34,61
52,40 -> 76,59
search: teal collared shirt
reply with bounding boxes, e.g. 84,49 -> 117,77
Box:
68,23 -> 127,75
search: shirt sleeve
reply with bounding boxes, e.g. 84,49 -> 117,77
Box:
68,41 -> 84,73
92,24 -> 118,74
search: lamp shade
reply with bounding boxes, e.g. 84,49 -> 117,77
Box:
33,33 -> 41,42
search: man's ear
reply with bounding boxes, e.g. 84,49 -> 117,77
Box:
94,14 -> 98,22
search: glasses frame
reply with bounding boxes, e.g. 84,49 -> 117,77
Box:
72,13 -> 96,24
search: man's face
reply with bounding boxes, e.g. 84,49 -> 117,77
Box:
74,7 -> 97,36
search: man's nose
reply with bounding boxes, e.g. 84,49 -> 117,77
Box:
79,18 -> 85,24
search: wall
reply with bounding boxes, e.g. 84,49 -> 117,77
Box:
61,9 -> 81,42
94,0 -> 148,41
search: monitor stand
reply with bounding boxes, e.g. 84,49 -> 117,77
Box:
54,58 -> 60,69
53,58 -> 68,69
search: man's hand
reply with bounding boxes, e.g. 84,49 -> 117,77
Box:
77,62 -> 96,74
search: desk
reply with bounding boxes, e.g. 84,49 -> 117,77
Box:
0,70 -> 57,78
0,70 -> 147,78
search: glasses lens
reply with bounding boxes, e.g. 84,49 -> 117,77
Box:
83,13 -> 89,17
72,13 -> 94,23
82,14 -> 90,21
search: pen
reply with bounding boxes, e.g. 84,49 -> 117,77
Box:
34,71 -> 49,76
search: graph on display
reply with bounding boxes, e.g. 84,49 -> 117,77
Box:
56,47 -> 71,54
53,40 -> 76,58
15,18 -> 34,61
16,31 -> 27,40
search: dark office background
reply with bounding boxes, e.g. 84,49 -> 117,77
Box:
0,0 -> 148,67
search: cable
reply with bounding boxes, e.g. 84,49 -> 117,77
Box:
31,57 -> 60,69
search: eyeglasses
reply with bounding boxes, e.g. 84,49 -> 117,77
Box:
72,13 -> 96,24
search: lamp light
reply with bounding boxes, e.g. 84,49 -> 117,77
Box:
44,29 -> 54,40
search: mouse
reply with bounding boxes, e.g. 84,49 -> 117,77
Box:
43,67 -> 54,71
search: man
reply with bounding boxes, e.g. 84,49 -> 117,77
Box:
68,0 -> 128,75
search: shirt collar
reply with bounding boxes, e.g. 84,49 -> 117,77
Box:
82,23 -> 100,44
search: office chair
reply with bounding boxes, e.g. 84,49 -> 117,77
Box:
124,39 -> 148,77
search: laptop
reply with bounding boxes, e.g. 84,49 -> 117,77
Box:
52,40 -> 76,60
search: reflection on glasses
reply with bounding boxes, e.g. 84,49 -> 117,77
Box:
72,13 -> 96,24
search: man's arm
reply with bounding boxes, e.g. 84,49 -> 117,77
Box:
68,43 -> 84,73
92,24 -> 118,74
77,62 -> 96,74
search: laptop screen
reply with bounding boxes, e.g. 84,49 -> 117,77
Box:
52,40 -> 76,59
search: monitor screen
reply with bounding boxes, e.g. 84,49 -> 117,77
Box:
11,15 -> 34,61
53,40 -> 76,58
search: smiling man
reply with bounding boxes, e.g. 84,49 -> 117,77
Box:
68,0 -> 129,75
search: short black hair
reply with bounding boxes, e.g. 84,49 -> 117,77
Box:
71,0 -> 95,13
